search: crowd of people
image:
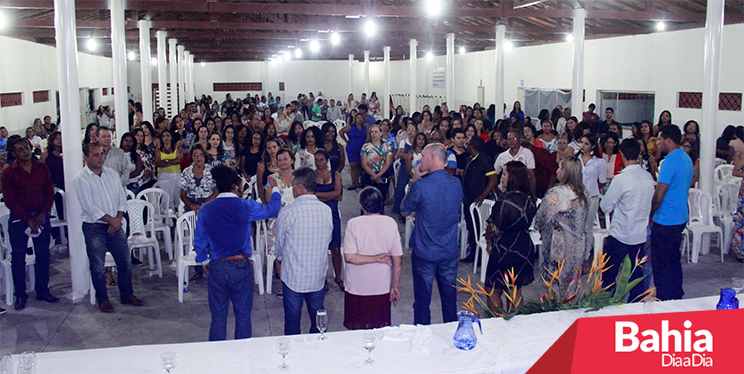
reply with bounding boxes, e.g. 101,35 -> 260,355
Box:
0,90 -> 732,343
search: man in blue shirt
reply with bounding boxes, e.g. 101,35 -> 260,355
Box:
357,104 -> 377,126
194,165 -> 281,341
650,125 -> 693,301
402,143 -> 464,325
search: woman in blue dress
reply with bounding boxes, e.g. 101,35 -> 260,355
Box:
339,112 -> 368,190
314,149 -> 344,290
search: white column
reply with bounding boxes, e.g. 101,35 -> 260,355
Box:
138,20 -> 153,124
348,54 -> 354,96
156,31 -> 167,115
383,46 -> 391,119
495,25 -> 506,120
183,51 -> 191,104
177,45 -> 185,111
571,8 -> 586,121
364,50 -> 370,97
409,39 -> 417,115
700,0 -> 725,197
54,0 -> 87,302
168,39 -> 178,117
446,33 -> 455,110
188,54 -> 195,103
110,0 -> 128,139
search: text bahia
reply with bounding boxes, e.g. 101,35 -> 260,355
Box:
615,320 -> 712,353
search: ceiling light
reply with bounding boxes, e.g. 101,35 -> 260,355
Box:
295,48 -> 302,58
151,57 -> 158,66
459,46 -> 466,54
426,0 -> 442,17
504,41 -> 513,52
656,21 -> 666,31
284,51 -> 291,60
426,51 -> 433,61
127,51 -> 136,61
565,34 -> 573,42
270,58 -> 277,66
86,38 -> 98,52
365,19 -> 376,37
287,45 -> 295,49
345,15 -> 361,19
277,56 -> 283,63
200,61 -> 206,66
310,40 -> 320,53
331,32 -> 340,46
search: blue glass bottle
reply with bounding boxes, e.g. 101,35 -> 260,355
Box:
716,287 -> 739,310
453,310 -> 482,350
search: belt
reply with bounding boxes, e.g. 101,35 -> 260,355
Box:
216,254 -> 249,261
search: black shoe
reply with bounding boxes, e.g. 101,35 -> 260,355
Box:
36,293 -> 60,303
14,298 -> 26,311
99,300 -> 114,313
131,256 -> 144,267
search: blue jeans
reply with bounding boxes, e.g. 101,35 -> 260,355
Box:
82,223 -> 133,303
411,253 -> 458,325
282,281 -> 324,335
208,260 -> 254,341
651,223 -> 686,301
601,236 -> 646,303
9,213 -> 51,300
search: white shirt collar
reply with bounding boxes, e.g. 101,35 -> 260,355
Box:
217,192 -> 239,199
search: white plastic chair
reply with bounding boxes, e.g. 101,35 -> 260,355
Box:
714,158 -> 727,169
458,203 -> 469,260
248,219 -> 266,295
49,187 -> 68,249
127,200 -> 163,277
137,188 -> 174,260
176,211 -> 197,302
592,209 -> 611,265
403,184 -> 414,249
715,164 -> 734,189
126,189 -> 136,201
687,188 -> 723,263
153,180 -> 181,210
715,183 -> 739,259
0,214 -> 36,305
469,200 -> 495,283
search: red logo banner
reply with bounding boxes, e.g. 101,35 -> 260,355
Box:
528,309 -> 744,373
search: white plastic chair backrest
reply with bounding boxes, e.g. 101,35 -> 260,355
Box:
393,159 -> 401,182
126,189 -> 136,201
137,188 -> 170,221
244,180 -> 256,200
714,158 -> 727,169
176,211 -> 196,260
0,202 -> 8,218
153,180 -> 180,207
715,164 -> 734,184
688,188 -> 714,226
0,214 -> 9,261
469,200 -> 495,240
303,120 -> 321,129
50,188 -> 66,220
126,200 -> 156,238
716,183 -> 739,217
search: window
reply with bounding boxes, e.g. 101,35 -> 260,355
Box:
0,92 -> 23,108
33,90 -> 50,103
213,83 -> 263,92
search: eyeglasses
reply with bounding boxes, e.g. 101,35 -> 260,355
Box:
192,153 -> 205,158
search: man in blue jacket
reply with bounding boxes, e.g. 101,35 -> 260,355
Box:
194,165 -> 281,341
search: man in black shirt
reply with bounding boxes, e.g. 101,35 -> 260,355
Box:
461,136 -> 498,263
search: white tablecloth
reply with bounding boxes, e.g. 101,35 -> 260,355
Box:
21,296 -> 718,374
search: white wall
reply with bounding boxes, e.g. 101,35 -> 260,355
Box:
0,35 -> 116,134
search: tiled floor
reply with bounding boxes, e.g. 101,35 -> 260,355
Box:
1,171 -> 742,354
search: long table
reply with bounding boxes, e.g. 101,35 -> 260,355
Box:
20,296 -> 718,374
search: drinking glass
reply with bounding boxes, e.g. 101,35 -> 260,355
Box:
362,333 -> 376,365
276,338 -> 291,371
161,352 -> 177,373
17,352 -> 35,374
0,354 -> 12,374
316,310 -> 328,340
732,277 -> 744,292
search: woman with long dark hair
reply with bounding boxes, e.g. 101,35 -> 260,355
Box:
339,113 -> 368,190
484,161 -> 537,313
287,121 -> 304,153
655,110 -> 672,136
255,137 -> 281,202
509,101 -> 525,122
155,129 -> 183,197
295,126 -> 324,170
314,149 -> 344,291
241,130 -> 264,179
83,123 -> 98,145
133,128 -> 156,189
119,132 -> 145,195
321,122 -> 345,174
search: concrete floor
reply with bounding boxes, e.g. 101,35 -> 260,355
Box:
1,171 -> 742,355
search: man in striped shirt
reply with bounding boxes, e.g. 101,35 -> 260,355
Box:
275,167 -> 333,335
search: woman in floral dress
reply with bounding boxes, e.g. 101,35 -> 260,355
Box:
360,124 -> 393,199
265,149 -> 295,295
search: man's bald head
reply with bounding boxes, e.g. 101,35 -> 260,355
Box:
422,143 -> 447,170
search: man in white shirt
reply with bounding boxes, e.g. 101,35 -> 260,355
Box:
275,167 -> 333,335
72,143 -> 145,313
555,107 -> 571,136
599,139 -> 655,303
493,130 -> 536,197
97,126 -> 132,187
327,99 -> 342,123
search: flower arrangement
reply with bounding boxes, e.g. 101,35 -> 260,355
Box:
457,252 -> 656,320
